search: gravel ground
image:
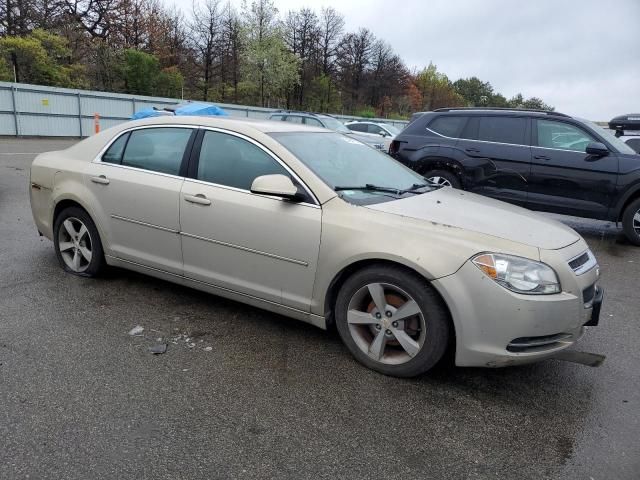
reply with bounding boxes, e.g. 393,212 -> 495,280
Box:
1,138 -> 638,479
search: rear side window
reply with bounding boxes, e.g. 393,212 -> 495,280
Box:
284,116 -> 303,124
304,117 -> 323,127
121,128 -> 192,175
427,116 -> 467,138
347,123 -> 367,132
625,138 -> 640,153
477,117 -> 527,145
270,114 -> 285,121
102,132 -> 129,164
197,131 -> 289,190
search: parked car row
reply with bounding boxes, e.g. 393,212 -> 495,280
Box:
30,114 -> 603,377
389,107 -> 640,245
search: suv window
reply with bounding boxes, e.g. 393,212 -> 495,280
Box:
304,117 -> 323,127
102,132 -> 130,164
347,123 -> 367,132
121,128 -> 191,175
626,138 -> 640,153
270,114 -> 285,121
428,116 -> 468,138
284,115 -> 303,124
477,116 -> 527,145
536,119 -> 596,152
197,131 -> 289,190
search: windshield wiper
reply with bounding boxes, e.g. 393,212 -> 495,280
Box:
334,184 -> 401,195
399,183 -> 433,194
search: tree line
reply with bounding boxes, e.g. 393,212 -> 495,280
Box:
0,0 -> 553,118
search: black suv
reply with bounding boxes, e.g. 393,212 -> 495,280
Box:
390,107 -> 640,245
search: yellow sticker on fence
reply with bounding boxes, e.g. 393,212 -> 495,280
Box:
41,99 -> 49,106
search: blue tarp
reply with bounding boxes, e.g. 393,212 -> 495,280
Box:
174,103 -> 228,117
131,103 -> 228,120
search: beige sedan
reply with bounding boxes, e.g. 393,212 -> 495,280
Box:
29,116 -> 603,377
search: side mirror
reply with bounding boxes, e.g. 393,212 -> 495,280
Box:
586,142 -> 609,157
250,174 -> 304,201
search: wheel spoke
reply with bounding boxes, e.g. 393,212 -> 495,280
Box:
78,245 -> 92,262
63,219 -> 78,238
394,300 -> 421,321
347,309 -> 377,325
59,241 -> 74,252
368,330 -> 387,360
367,283 -> 388,313
392,329 -> 420,357
72,250 -> 81,270
77,224 -> 88,242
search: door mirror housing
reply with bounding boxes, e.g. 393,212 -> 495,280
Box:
251,174 -> 304,201
586,142 -> 609,157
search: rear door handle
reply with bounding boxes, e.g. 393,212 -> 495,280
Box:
184,194 -> 211,206
534,155 -> 551,161
90,175 -> 110,185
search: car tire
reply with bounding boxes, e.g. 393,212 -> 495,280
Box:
53,206 -> 105,277
622,198 -> 640,246
423,169 -> 461,188
334,265 -> 451,377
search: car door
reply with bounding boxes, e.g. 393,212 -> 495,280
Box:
179,129 -> 322,311
454,115 -> 531,206
86,126 -> 195,274
527,118 -> 619,219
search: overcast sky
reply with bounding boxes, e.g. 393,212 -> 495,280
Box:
180,0 -> 639,120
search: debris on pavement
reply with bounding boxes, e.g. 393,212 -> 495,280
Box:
203,346 -> 213,352
149,343 -> 168,355
128,325 -> 144,336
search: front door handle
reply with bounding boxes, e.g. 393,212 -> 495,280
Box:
534,155 -> 551,161
465,147 -> 481,154
90,175 -> 110,185
184,194 -> 211,206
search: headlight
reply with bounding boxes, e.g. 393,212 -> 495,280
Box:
472,253 -> 561,295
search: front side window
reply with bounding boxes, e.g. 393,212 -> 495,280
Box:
536,119 -> 596,152
428,116 -> 467,138
304,117 -> 323,127
284,116 -> 303,124
197,131 -> 288,190
367,124 -> 385,135
477,116 -> 527,145
347,123 -> 367,132
270,114 -> 285,121
121,128 -> 192,175
102,132 -> 129,164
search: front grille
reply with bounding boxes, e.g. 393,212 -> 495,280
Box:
507,333 -> 573,352
568,250 -> 597,275
569,252 -> 589,271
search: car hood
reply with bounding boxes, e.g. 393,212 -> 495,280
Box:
365,188 -> 581,250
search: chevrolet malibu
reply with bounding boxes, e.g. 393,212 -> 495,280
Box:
29,117 -> 603,377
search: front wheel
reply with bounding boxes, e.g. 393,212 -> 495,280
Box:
335,265 -> 451,377
53,206 -> 105,276
423,169 -> 461,188
622,198 -> 640,246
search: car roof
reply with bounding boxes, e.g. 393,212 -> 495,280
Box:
432,107 -> 571,118
119,114 -> 329,134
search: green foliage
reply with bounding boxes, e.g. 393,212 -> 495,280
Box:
414,63 -> 466,110
124,49 -> 160,95
156,66 -> 184,99
453,77 -> 494,106
0,56 -> 11,81
354,106 -> 376,118
0,29 -> 86,87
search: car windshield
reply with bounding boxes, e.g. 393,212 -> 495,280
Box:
270,132 -> 432,205
383,124 -> 401,135
319,116 -> 351,134
581,119 -> 637,154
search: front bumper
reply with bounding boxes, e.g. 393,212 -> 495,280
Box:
432,249 -> 601,368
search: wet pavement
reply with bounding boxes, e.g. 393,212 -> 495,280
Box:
1,138 -> 638,479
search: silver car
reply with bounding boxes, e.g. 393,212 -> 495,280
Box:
29,116 -> 603,377
345,121 -> 402,152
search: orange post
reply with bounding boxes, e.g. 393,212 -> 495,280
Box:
94,113 -> 100,134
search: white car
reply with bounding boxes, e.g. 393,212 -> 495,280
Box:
345,121 -> 402,152
30,116 -> 602,377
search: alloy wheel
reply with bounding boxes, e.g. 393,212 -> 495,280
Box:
57,217 -> 93,273
346,283 -> 426,365
634,209 -> 640,235
427,176 -> 452,187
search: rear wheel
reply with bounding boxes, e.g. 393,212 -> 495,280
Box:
335,265 -> 451,377
53,206 -> 105,277
622,198 -> 640,246
423,169 -> 461,188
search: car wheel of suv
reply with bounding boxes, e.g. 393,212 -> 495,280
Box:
424,170 -> 460,188
335,265 -> 450,377
622,198 -> 640,246
53,206 -> 105,277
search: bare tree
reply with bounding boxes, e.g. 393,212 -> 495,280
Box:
190,0 -> 221,101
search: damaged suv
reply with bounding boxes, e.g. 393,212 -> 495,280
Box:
30,116 -> 602,377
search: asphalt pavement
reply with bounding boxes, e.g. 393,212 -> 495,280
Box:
1,138 -> 638,479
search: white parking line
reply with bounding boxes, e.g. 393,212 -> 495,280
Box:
0,152 -> 41,155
